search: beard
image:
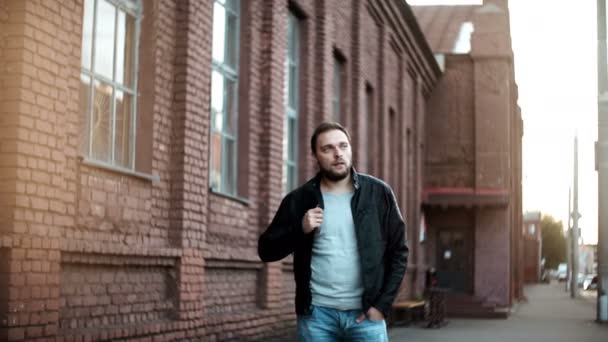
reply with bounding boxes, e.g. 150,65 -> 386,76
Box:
319,163 -> 351,182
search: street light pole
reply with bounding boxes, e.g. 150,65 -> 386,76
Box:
597,0 -> 608,323
571,136 -> 580,299
567,188 -> 572,293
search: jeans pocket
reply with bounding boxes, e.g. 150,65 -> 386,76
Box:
367,318 -> 385,322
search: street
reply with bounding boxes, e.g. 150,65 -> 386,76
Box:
389,282 -> 607,342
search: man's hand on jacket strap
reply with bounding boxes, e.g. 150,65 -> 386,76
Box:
302,206 -> 323,234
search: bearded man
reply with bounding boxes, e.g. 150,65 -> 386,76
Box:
258,122 -> 408,342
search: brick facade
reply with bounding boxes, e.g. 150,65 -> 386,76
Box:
416,0 -> 524,313
0,0 -> 439,340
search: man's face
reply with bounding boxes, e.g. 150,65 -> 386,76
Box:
314,129 -> 353,182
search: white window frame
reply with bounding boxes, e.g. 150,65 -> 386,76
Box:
283,12 -> 300,194
332,55 -> 344,123
210,0 -> 241,195
80,0 -> 142,171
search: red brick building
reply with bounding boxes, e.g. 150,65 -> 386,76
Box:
0,0 -> 440,340
413,0 -> 524,317
523,212 -> 542,283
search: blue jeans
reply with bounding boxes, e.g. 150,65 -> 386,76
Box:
297,305 -> 389,342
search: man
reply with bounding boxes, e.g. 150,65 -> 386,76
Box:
258,122 -> 408,341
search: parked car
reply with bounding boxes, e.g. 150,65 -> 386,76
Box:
583,275 -> 598,290
576,273 -> 585,288
556,263 -> 568,282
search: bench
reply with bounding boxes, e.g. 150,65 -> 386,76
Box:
389,300 -> 426,326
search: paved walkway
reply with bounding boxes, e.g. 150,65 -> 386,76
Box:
389,282 -> 608,342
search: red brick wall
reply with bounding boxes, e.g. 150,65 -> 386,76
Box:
470,3 -> 518,307
523,238 -> 540,283
0,0 -> 439,340
1,0 -> 78,340
357,3 -> 380,175
425,55 -> 475,189
59,254 -> 178,333
475,209 -> 511,306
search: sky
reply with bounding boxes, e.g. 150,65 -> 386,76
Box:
408,0 -> 599,244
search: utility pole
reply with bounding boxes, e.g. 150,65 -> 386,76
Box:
567,188 -> 572,293
596,0 -> 608,323
571,136 -> 580,299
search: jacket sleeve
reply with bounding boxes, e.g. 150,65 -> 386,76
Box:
373,187 -> 409,317
258,194 -> 305,262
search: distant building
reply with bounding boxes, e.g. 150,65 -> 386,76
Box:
413,0 -> 524,317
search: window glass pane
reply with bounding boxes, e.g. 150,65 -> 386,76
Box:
210,0 -> 240,194
94,0 -> 116,80
288,165 -> 296,191
283,59 -> 289,105
288,65 -> 297,109
210,132 -> 223,190
79,74 -> 92,155
114,90 -> 133,168
287,19 -> 293,57
212,2 -> 226,63
212,110 -> 224,135
226,13 -> 238,69
91,81 -> 113,162
226,0 -> 238,12
115,11 -> 136,87
288,118 -> 296,162
282,118 -> 288,192
333,60 -> 342,122
224,138 -> 236,194
281,160 -> 287,194
121,0 -> 141,14
284,12 -> 299,194
365,86 -> 373,172
211,70 -> 224,131
81,0 -> 94,69
225,77 -> 237,136
288,15 -> 297,60
283,117 -> 289,161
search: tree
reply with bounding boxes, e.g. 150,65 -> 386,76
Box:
540,215 -> 567,270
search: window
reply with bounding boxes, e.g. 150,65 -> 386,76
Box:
332,54 -> 345,123
529,223 -> 536,235
210,0 -> 240,195
365,84 -> 374,173
389,107 -> 397,182
283,12 -> 300,193
80,0 -> 142,169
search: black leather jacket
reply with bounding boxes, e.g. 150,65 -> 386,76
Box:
258,170 -> 408,318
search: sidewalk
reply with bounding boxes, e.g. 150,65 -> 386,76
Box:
389,282 -> 607,342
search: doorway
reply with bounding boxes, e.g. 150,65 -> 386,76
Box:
436,227 -> 473,293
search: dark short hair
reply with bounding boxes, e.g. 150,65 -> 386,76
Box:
310,122 -> 352,154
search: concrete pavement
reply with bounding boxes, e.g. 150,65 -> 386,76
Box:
388,282 -> 608,342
